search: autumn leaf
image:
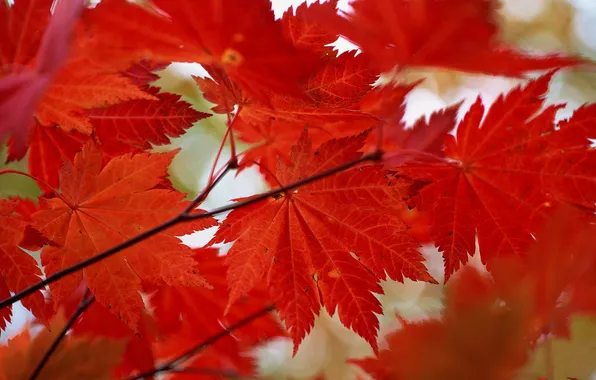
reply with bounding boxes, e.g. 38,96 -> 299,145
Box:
490,206 -> 596,338
34,53 -> 155,135
281,0 -> 339,54
12,122 -> 88,191
0,0 -> 84,155
64,285 -> 156,378
88,86 -> 210,157
31,142 -> 218,330
354,265 -> 533,380
0,312 -> 125,380
211,130 -> 435,353
199,53 -> 381,179
400,72 -> 596,280
1,0 -> 155,161
85,0 -> 320,103
0,199 -> 49,331
306,0 -> 583,75
150,248 -> 283,379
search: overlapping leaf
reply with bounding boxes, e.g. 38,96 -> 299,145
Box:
31,143 -> 218,330
64,285 -> 156,378
400,72 -> 596,280
355,208 -> 596,380
306,0 -> 583,75
150,249 -> 283,379
211,131 -> 435,353
88,87 -> 210,157
0,313 -> 125,380
354,266 -> 533,380
1,0 -> 148,157
0,199 -> 48,330
0,0 -> 85,155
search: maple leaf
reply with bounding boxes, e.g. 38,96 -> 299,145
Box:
1,0 -> 155,161
34,53 -> 155,135
63,285 -> 155,378
489,206 -> 596,339
122,60 -> 169,88
0,0 -> 85,155
80,0 -> 198,68
211,131 -> 435,353
9,122 -> 88,191
281,0 -> 339,54
31,142 -> 218,330
198,53 -> 381,179
0,199 -> 49,331
306,0 -> 583,76
400,72 -> 596,280
194,65 -> 245,115
354,265 -> 533,380
88,86 -> 211,157
85,0 -> 320,103
0,312 -> 125,380
150,248 -> 283,379
11,61 -> 193,191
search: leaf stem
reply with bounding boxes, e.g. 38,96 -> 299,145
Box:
29,288 -> 95,380
0,151 -> 382,310
128,305 -> 275,379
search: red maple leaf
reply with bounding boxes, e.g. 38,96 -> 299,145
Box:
30,142 -> 218,330
211,131 -> 435,353
0,0 -> 149,158
355,208 -> 596,380
354,265 -> 533,380
400,72 -> 596,280
150,248 -> 283,379
84,0 -> 320,104
88,86 -> 210,157
281,0 -> 339,54
490,206 -> 596,338
63,284 -> 156,378
0,0 -> 84,156
0,199 -> 49,331
306,0 -> 583,75
198,53 -> 381,180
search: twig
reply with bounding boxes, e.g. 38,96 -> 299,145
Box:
182,151 -> 383,221
29,289 -> 95,380
0,151 -> 381,310
128,305 -> 275,379
164,367 -> 240,378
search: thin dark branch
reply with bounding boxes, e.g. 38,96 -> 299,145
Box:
183,151 -> 383,220
0,216 -> 179,310
128,305 -> 276,379
165,367 -> 240,378
29,289 -> 95,380
183,162 -> 235,214
0,151 -> 382,310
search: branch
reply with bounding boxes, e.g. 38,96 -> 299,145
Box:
29,289 -> 95,380
128,305 -> 276,379
0,151 -> 382,310
182,151 -> 383,220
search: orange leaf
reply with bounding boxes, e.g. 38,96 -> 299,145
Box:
31,142 -> 218,331
212,131 -> 435,353
401,72 -> 596,280
0,312 -> 125,380
306,0 -> 583,75
0,199 -> 49,331
150,249 -> 283,379
354,266 -> 532,380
